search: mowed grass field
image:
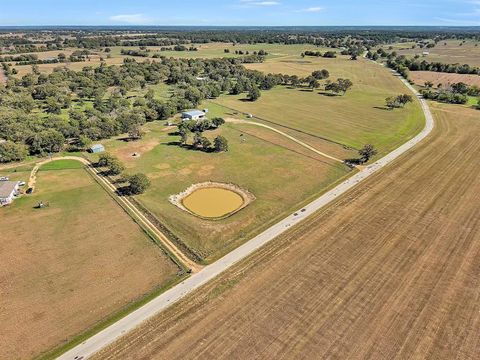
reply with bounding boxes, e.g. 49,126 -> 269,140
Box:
97,120 -> 351,263
391,39 -> 480,67
0,160 -> 179,360
214,55 -> 424,156
93,101 -> 480,360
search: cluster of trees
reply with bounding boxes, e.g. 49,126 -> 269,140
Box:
385,94 -> 413,109
177,118 -> 229,153
120,49 -> 150,57
0,55 -> 291,161
97,153 -> 150,194
302,50 -> 337,58
155,45 -> 198,53
0,140 -> 28,163
420,82 -> 480,105
420,89 -> 468,104
325,78 -> 353,95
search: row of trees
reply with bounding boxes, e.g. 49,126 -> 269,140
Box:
302,50 -> 337,58
367,49 -> 480,76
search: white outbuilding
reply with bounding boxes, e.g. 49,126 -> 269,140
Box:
0,181 -> 20,206
181,110 -> 206,121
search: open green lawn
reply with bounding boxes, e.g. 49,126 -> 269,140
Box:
39,159 -> 85,171
214,56 -> 424,156
0,160 -> 179,360
99,120 -> 352,263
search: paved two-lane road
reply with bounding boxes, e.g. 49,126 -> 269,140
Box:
58,73 -> 434,360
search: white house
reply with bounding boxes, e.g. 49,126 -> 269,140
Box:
181,110 -> 206,121
0,181 -> 19,206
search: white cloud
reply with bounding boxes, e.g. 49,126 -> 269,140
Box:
296,6 -> 324,13
239,0 -> 280,6
109,14 -> 152,24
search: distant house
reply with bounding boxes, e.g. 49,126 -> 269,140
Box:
0,181 -> 19,206
181,110 -> 206,121
89,144 -> 105,153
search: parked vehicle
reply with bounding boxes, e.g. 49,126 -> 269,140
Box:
0,176 -> 9,181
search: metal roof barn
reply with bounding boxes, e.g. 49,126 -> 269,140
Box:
90,144 -> 105,153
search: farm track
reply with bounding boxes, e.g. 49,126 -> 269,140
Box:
57,69 -> 436,359
28,156 -> 201,273
92,102 -> 480,359
225,117 -> 344,163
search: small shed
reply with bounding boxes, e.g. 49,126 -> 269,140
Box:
90,144 -> 105,153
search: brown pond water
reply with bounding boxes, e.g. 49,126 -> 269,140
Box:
182,187 -> 244,218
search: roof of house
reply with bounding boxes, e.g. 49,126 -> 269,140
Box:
90,144 -> 105,150
182,110 -> 205,117
0,181 -> 18,198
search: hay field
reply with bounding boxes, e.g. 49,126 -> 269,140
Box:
94,102 -> 480,360
393,39 -> 480,67
410,70 -> 480,87
0,160 -> 179,360
214,56 -> 424,155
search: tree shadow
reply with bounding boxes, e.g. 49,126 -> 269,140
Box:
344,158 -> 365,166
374,106 -> 392,110
116,186 -> 132,197
118,136 -> 136,142
317,91 -> 339,97
164,141 -> 182,147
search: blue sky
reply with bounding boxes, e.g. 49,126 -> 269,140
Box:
0,0 -> 478,26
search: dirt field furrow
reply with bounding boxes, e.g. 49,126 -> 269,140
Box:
94,102 -> 480,359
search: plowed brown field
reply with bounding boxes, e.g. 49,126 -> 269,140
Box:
94,102 -> 480,360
